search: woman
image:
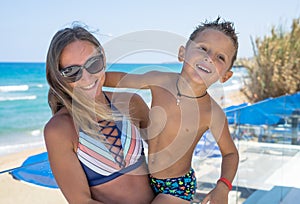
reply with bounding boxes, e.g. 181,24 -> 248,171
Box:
44,25 -> 154,204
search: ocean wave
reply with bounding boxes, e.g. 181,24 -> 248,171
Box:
0,85 -> 29,92
0,84 -> 45,95
36,84 -> 44,88
31,129 -> 42,136
0,95 -> 37,102
30,84 -> 45,88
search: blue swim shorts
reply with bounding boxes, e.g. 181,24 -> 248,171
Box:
149,168 -> 197,201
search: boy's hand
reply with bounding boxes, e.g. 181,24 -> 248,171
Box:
201,183 -> 229,204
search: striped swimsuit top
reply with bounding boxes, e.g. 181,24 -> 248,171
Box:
77,93 -> 145,186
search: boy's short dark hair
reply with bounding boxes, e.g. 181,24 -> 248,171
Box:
188,16 -> 239,68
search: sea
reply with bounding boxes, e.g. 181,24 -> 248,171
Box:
0,62 -> 247,156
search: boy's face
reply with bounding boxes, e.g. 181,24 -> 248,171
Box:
179,28 -> 236,87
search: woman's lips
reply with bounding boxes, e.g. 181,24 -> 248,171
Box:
81,80 -> 98,90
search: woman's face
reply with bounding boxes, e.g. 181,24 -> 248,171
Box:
59,40 -> 105,99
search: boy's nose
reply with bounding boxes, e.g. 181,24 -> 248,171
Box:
204,55 -> 213,63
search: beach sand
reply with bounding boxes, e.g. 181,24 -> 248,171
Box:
0,147 -> 67,204
220,89 -> 249,108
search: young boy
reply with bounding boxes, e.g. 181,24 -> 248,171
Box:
105,17 -> 239,204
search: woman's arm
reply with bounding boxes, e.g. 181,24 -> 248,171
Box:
130,93 -> 150,142
129,93 -> 150,128
44,111 -> 103,204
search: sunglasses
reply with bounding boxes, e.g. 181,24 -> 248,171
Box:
59,54 -> 105,82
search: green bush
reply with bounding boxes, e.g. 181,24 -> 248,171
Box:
237,18 -> 300,103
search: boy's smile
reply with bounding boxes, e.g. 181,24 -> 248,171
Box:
196,62 -> 213,73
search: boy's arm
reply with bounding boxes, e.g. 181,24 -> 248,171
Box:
104,71 -> 151,89
202,106 -> 239,204
105,71 -> 175,89
211,110 -> 239,183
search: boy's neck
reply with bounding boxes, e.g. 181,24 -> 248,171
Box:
176,74 -> 207,97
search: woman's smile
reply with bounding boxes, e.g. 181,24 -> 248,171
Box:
80,79 -> 98,90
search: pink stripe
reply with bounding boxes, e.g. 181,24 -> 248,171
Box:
78,149 -> 116,175
125,125 -> 139,165
131,126 -> 142,164
78,143 -> 119,169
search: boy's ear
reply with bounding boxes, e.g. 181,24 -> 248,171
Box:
220,70 -> 233,83
178,46 -> 185,62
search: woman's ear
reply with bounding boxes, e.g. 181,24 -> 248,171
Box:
178,46 -> 185,62
220,70 -> 233,83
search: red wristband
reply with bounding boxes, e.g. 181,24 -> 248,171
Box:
218,177 -> 232,190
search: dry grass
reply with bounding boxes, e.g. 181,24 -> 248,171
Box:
237,18 -> 300,103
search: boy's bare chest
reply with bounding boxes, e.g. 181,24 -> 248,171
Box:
148,102 -> 208,141
149,85 -> 210,140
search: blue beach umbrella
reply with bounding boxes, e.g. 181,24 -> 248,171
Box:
9,152 -> 58,188
225,92 -> 300,125
223,102 -> 249,124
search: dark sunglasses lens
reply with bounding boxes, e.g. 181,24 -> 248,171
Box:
60,55 -> 104,82
61,66 -> 80,77
86,57 -> 104,74
60,66 -> 82,82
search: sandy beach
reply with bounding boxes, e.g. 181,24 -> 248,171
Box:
0,147 -> 67,204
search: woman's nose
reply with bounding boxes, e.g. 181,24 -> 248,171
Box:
80,69 -> 92,81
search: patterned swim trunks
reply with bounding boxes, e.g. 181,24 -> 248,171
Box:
149,168 -> 197,201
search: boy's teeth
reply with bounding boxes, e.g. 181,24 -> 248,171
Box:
196,64 -> 211,73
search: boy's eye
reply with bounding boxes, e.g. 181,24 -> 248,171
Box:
200,46 -> 207,51
218,55 -> 225,62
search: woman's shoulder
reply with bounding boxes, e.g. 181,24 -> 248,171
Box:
44,108 -> 76,141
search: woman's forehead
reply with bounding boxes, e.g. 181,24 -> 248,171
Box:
60,41 -> 98,66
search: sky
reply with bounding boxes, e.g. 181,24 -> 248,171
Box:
1,0 -> 300,63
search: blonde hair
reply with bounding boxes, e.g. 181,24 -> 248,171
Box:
46,24 -> 121,138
